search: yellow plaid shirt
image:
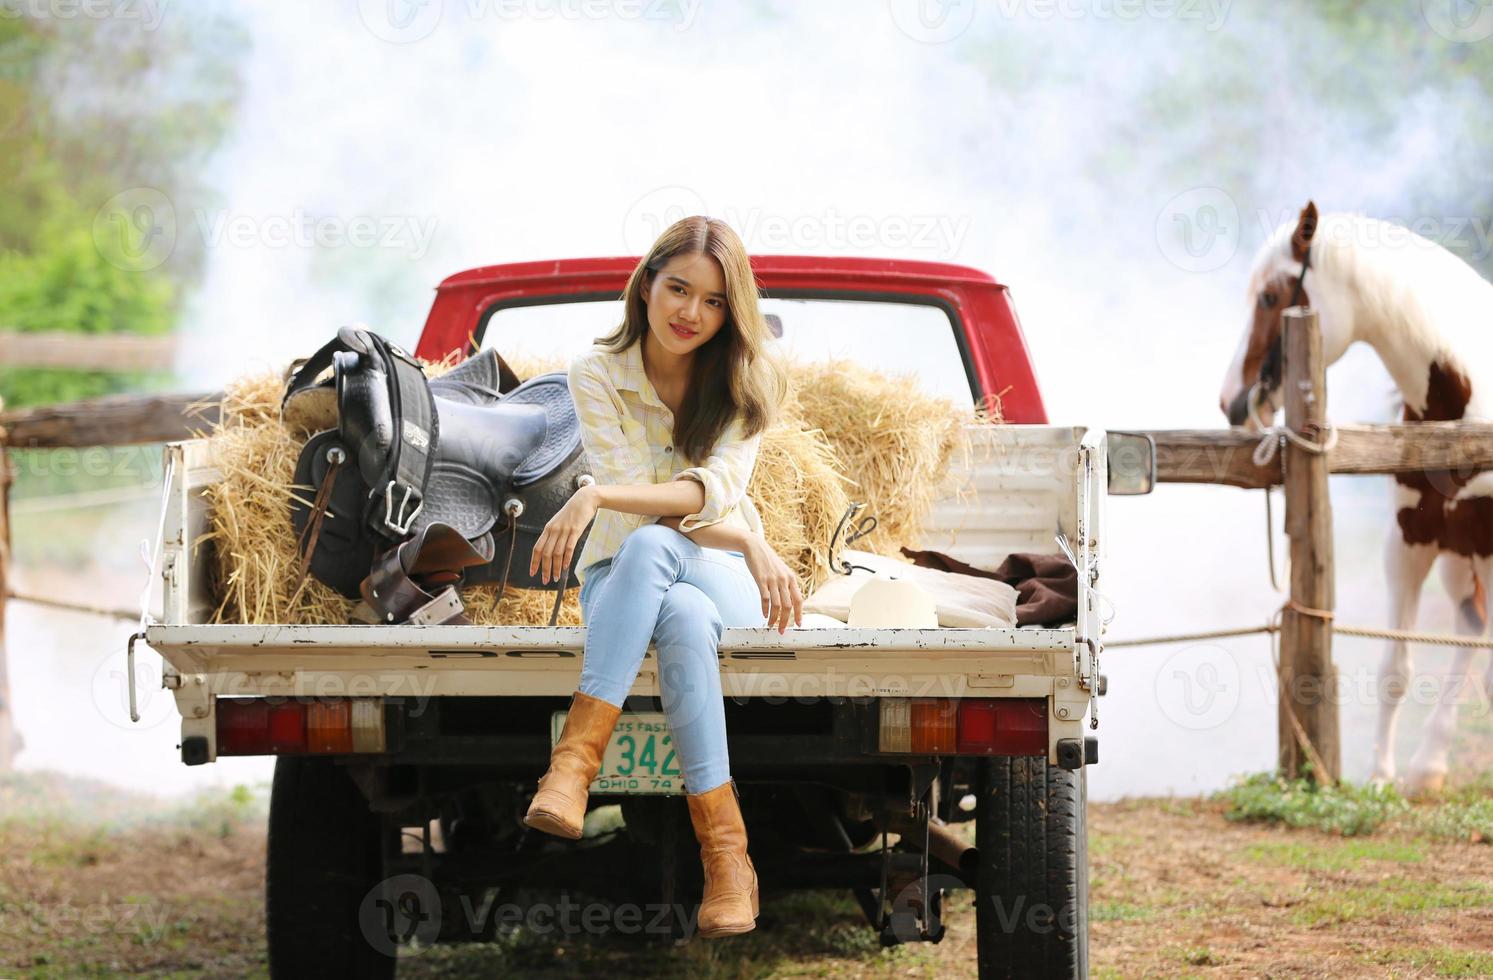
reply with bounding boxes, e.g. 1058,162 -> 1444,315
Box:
568,340 -> 764,585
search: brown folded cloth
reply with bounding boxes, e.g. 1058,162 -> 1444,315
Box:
899,547 -> 1078,628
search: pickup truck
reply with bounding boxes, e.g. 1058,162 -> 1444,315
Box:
137,256 -> 1154,979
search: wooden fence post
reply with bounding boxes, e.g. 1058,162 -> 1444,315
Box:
1279,307 -> 1340,783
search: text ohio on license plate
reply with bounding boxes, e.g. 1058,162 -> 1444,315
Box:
549,711 -> 681,794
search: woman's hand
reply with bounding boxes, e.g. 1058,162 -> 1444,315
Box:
741,533 -> 803,634
531,485 -> 600,585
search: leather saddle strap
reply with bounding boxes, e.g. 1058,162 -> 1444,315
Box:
548,572 -> 568,627
287,454 -> 345,609
281,332 -> 349,411
488,512 -> 572,627
356,331 -> 438,537
362,522 -> 493,625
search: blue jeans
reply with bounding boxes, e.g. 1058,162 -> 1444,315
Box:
577,523 -> 766,795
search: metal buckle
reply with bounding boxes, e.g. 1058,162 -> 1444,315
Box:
382,481 -> 423,535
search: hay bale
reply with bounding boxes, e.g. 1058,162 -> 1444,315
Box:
196,349 -> 1000,625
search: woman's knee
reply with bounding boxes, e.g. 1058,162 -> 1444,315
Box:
614,522 -> 685,563
655,582 -> 723,644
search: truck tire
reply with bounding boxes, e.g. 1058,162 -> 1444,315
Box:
974,756 -> 1089,979
266,757 -> 395,979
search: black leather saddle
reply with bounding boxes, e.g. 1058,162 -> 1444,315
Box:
283,326 -> 594,625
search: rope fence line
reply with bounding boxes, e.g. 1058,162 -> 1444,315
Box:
1106,616 -> 1493,650
5,590 -> 152,622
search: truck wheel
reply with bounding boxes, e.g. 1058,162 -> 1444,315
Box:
974,756 -> 1089,979
267,757 -> 395,979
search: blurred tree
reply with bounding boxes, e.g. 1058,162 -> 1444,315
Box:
0,7 -> 246,408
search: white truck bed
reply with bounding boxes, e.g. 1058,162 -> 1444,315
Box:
142,424 -> 1109,761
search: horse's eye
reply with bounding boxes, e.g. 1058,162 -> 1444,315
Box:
1258,292 -> 1278,310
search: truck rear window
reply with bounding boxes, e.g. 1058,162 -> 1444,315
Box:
477,297 -> 975,405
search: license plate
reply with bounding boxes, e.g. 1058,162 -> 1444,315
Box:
549,711 -> 682,795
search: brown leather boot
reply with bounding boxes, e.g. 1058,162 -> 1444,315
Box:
523,691 -> 621,839
686,780 -> 759,938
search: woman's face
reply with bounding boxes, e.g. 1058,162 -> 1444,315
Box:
641,252 -> 730,357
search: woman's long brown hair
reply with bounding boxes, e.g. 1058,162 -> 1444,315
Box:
594,215 -> 788,465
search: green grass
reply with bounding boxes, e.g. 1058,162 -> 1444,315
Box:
1370,947 -> 1493,977
1213,772 -> 1408,836
1243,838 -> 1425,871
1402,779 -> 1493,844
1088,832 -> 1139,858
1291,877 -> 1493,927
1214,769 -> 1493,844
1090,901 -> 1155,922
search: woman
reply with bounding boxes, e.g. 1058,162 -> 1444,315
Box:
521,215 -> 804,938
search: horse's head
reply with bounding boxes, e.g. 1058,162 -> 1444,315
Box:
1219,201 -> 1318,430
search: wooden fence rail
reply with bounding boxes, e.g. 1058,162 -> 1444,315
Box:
1149,423 -> 1493,488
0,331 -> 179,372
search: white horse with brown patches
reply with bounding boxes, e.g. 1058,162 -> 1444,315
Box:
1220,201 -> 1493,793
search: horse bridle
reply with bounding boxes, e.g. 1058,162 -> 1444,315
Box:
1249,243 -> 1312,426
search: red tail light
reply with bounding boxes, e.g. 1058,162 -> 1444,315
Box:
216,698 -> 386,756
879,698 -> 1047,756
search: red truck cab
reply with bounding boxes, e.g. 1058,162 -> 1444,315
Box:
415,255 -> 1048,423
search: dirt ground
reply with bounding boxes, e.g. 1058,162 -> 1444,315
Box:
1,772 -> 1490,979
